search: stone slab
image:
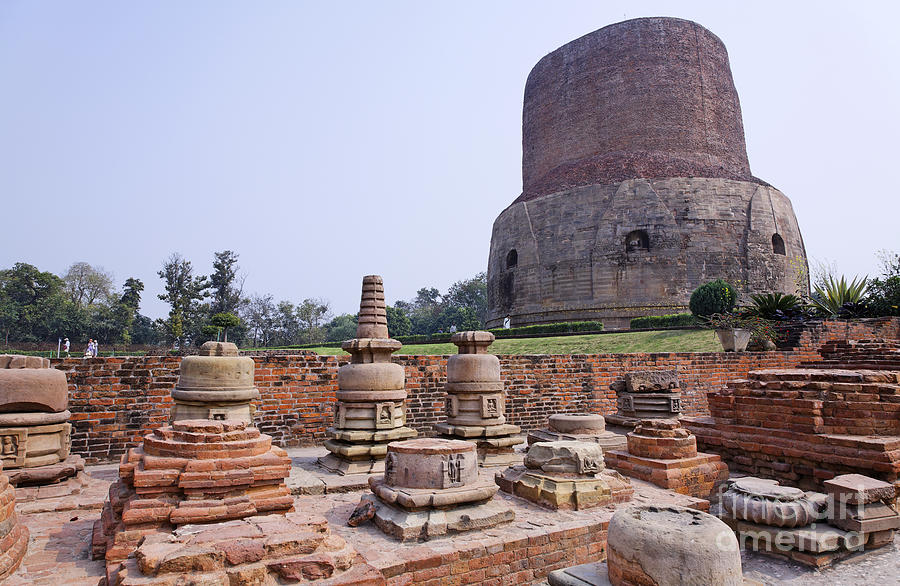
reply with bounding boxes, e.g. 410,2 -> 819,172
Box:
824,474 -> 896,505
360,492 -> 515,541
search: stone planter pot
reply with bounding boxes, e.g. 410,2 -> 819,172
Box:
716,328 -> 751,352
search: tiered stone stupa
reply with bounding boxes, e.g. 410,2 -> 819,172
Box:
496,440 -> 632,510
318,275 -> 416,475
354,438 -> 514,540
0,462 -> 28,580
606,370 -> 682,427
435,331 -> 524,467
93,419 -> 293,572
171,341 -> 259,423
0,354 -> 84,491
604,418 -> 728,500
527,413 -> 626,452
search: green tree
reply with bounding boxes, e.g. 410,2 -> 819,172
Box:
157,253 -> 209,346
0,263 -> 72,343
385,305 -> 411,336
296,298 -> 331,344
324,313 -> 357,342
242,294 -> 277,347
116,278 -> 144,345
209,312 -> 241,342
62,262 -> 114,308
209,250 -> 244,315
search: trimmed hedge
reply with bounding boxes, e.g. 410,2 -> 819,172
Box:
630,313 -> 702,329
395,321 -> 604,344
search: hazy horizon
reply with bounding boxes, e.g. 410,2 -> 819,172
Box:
2,2 -> 897,320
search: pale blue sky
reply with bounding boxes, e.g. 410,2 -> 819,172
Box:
1,1 -> 898,318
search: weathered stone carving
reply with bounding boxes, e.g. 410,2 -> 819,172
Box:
606,505 -> 743,585
527,413 -> 627,452
92,419 -> 293,572
435,331 -> 524,467
497,440 -> 632,510
486,17 -> 807,330
607,370 -> 682,427
318,276 -> 416,475
722,477 -> 819,528
0,354 -> 84,491
171,341 -> 259,423
604,419 -> 729,500
353,438 -> 514,541
109,513 -> 382,585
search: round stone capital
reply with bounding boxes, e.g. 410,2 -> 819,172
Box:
722,477 -> 818,528
549,414 -> 605,434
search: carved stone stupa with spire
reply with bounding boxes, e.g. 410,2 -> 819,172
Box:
318,275 -> 417,475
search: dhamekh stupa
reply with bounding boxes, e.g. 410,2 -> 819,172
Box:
487,17 -> 808,330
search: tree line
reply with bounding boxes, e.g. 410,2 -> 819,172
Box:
0,250 -> 487,349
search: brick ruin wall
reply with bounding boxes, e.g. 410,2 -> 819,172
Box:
50,318 -> 899,464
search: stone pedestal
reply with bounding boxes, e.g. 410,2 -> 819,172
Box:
0,464 -> 28,581
109,513 -> 382,585
171,341 -> 259,423
527,413 -> 627,452
825,474 -> 899,549
605,370 -> 682,428
496,441 -> 632,510
93,419 -> 293,568
435,331 -> 523,467
354,438 -> 514,541
604,419 -> 728,500
0,354 -> 84,493
319,276 -> 416,475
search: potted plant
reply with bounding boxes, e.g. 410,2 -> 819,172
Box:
707,313 -> 751,352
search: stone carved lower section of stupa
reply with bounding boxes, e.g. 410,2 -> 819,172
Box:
353,438 -> 514,541
319,276 -> 417,475
0,354 -> 85,494
92,419 -> 293,570
0,463 -> 28,581
435,331 -> 524,467
527,413 -> 627,452
496,440 -> 633,510
171,341 -> 259,423
606,370 -> 683,428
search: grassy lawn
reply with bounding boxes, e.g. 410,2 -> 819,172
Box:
306,329 -> 721,355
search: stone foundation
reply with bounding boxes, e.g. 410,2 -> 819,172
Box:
110,513 -> 383,585
0,466 -> 28,581
604,419 -> 728,500
527,413 -> 627,452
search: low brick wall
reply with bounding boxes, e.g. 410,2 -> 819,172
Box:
50,318 -> 900,464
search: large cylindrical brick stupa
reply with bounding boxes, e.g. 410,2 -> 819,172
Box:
487,17 -> 808,329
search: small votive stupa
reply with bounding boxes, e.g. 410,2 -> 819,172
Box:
0,462 -> 28,580
92,419 -> 293,574
435,331 -> 524,467
0,354 -> 84,492
497,440 -> 633,510
171,341 -> 259,423
354,438 -> 514,540
318,275 -> 416,475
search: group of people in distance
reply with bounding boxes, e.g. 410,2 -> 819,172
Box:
60,337 -> 98,358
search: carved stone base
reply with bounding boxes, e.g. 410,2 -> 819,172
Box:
319,426 -> 417,475
496,467 -> 633,510
435,422 -> 525,468
6,454 -> 83,488
527,428 -> 627,452
170,400 -> 255,424
358,491 -> 514,541
0,417 -> 72,470
604,450 -> 729,500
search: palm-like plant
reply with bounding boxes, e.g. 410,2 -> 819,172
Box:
745,292 -> 803,320
808,275 -> 869,317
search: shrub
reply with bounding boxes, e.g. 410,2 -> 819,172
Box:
689,280 -> 737,317
487,321 -> 603,338
744,292 -> 804,320
630,313 -> 701,329
808,275 -> 869,317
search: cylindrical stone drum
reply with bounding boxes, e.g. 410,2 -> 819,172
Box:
384,438 -> 478,489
